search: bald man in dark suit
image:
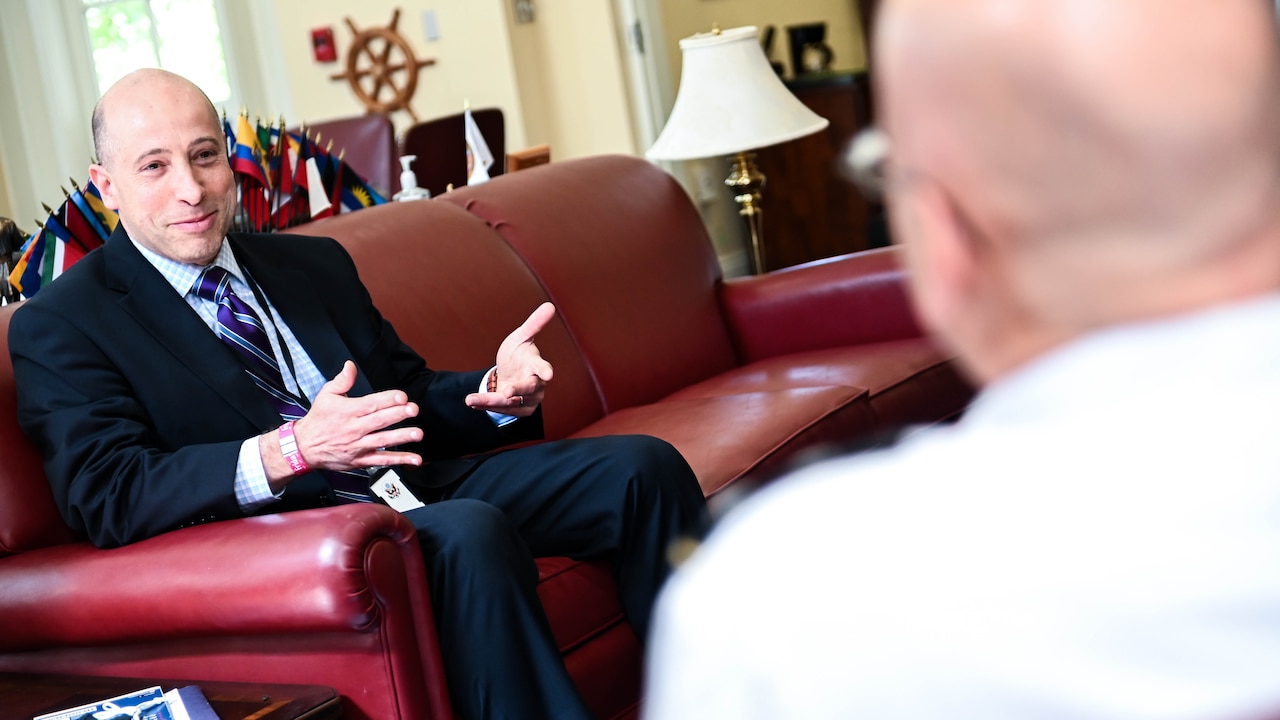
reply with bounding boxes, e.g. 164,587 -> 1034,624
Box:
10,68 -> 706,720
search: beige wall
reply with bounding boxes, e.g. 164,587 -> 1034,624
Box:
266,0 -> 528,150
507,0 -> 638,158
0,0 -> 100,231
0,140 -> 10,224
0,0 -> 640,227
658,0 -> 865,94
266,0 -> 638,161
4,0 -> 813,272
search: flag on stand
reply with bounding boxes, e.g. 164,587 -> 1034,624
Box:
40,203 -> 87,254
82,179 -> 119,235
226,115 -> 386,229
67,183 -> 111,241
257,120 -> 275,161
61,190 -> 109,250
305,152 -> 333,220
272,129 -> 314,229
263,119 -> 285,214
222,112 -> 236,159
8,176 -> 120,297
231,114 -> 271,230
328,151 -> 345,212
231,114 -> 271,186
277,130 -> 298,203
43,212 -> 91,278
10,210 -> 89,296
338,155 -> 385,212
465,107 -> 494,185
319,141 -> 340,202
8,228 -> 44,295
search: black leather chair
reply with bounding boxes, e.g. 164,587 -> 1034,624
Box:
399,108 -> 505,197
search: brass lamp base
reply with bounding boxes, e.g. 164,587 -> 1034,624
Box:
725,151 -> 767,274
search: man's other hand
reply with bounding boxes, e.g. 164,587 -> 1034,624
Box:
465,302 -> 557,417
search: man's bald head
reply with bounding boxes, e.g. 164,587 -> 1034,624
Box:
92,69 -> 221,169
873,0 -> 1280,381
86,68 -> 236,267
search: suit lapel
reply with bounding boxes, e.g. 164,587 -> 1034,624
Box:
228,235 -> 376,399
102,230 -> 284,430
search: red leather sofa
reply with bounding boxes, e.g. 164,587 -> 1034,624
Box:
0,154 -> 973,719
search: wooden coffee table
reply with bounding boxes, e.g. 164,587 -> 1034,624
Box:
0,672 -> 342,720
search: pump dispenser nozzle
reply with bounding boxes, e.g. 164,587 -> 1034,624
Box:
393,155 -> 431,201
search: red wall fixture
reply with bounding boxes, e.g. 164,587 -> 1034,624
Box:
311,26 -> 337,63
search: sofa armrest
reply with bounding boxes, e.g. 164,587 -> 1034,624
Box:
0,504 -> 426,651
719,246 -> 928,363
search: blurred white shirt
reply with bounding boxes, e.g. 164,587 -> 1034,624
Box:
645,293 -> 1280,720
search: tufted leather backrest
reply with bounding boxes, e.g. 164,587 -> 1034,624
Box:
0,303 -> 79,556
443,155 -> 739,414
292,197 -> 605,441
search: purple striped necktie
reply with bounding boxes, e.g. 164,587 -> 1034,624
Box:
193,265 -> 374,503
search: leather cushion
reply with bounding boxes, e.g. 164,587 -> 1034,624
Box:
537,557 -> 642,720
569,386 -> 874,496
666,339 -> 973,434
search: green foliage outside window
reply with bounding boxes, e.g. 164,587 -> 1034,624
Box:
82,0 -> 231,106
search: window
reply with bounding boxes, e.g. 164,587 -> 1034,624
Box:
81,0 -> 232,106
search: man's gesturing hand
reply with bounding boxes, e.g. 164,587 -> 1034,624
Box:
465,302 -> 557,417
265,361 -> 424,491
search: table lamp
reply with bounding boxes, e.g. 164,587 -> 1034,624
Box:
647,25 -> 830,274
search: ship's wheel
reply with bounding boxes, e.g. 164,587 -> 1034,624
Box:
330,9 -> 435,121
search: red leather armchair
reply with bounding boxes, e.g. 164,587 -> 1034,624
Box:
0,154 -> 972,719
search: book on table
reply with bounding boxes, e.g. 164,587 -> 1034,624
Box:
33,684 -> 215,720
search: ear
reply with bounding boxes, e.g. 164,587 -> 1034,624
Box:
892,179 -> 979,340
88,164 -> 120,211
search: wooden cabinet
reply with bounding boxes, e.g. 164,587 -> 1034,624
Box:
752,71 -> 886,272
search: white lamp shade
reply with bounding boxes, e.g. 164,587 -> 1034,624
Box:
647,26 -> 830,162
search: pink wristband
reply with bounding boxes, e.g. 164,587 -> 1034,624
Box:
279,420 -> 309,474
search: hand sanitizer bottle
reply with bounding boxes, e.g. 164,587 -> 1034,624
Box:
393,155 -> 431,201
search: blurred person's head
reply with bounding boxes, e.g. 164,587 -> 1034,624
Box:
89,68 -> 235,266
871,0 -> 1280,384
0,217 -> 24,259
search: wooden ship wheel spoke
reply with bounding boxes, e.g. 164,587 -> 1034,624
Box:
330,9 -> 435,122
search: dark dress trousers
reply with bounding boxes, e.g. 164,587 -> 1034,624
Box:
8,227 -> 707,720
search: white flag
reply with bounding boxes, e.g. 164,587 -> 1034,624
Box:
465,107 -> 494,185
305,156 -> 332,218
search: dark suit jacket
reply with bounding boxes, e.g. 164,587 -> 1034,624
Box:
9,227 -> 541,548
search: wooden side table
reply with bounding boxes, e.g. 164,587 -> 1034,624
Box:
0,673 -> 341,720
